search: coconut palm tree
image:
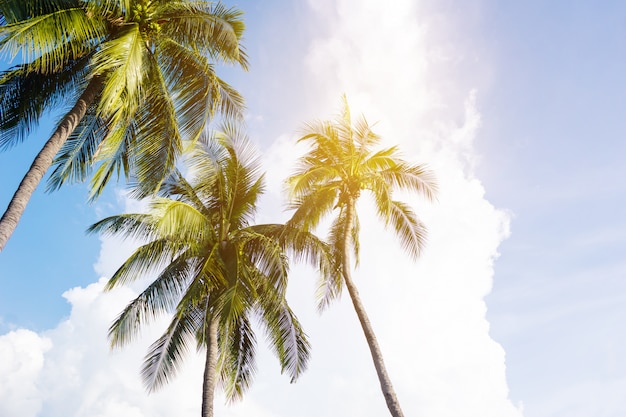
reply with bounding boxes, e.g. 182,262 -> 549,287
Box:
0,0 -> 248,251
89,127 -> 335,417
286,96 -> 438,417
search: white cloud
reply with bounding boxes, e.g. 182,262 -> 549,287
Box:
0,329 -> 50,417
0,1 -> 523,416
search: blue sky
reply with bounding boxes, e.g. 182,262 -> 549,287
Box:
1,1 -> 625,416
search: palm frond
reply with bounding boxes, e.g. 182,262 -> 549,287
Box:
141,305 -> 204,391
0,54 -> 90,149
93,23 -> 144,115
378,162 -> 438,201
0,7 -> 105,72
159,1 -> 248,68
327,205 -> 360,266
105,238 -> 184,289
108,253 -> 198,348
126,56 -> 182,199
257,295 -> 310,382
352,113 -> 380,150
46,104 -> 105,190
286,186 -> 339,232
379,199 -> 427,260
87,212 -> 157,240
219,314 -> 256,402
151,198 -> 210,242
88,119 -> 133,201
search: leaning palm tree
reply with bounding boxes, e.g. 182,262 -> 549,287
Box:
89,127 -> 335,417
286,96 -> 438,417
0,0 -> 248,251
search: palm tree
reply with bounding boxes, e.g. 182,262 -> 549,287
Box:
286,96 -> 438,417
89,127 -> 335,417
0,0 -> 248,251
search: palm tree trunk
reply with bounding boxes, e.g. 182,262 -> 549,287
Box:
342,198 -> 405,417
201,314 -> 219,417
0,76 -> 102,252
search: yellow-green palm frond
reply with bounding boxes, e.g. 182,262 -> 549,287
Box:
0,6 -> 105,73
150,198 -> 210,241
287,164 -> 340,199
93,24 -> 145,115
286,185 -> 339,232
352,112 -> 381,150
297,121 -> 345,168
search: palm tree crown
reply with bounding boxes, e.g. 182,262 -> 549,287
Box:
286,96 -> 437,417
0,0 -> 247,251
89,127 -> 334,416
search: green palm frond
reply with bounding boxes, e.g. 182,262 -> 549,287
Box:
88,120 -> 133,201
243,234 -> 288,295
159,1 -> 248,68
360,146 -> 400,172
128,76 -> 182,199
314,263 -> 343,312
327,205 -> 360,265
257,294 -> 310,382
211,75 -> 245,121
157,39 -> 214,138
87,212 -> 157,240
46,106 -> 105,189
0,55 -> 90,149
108,253 -> 198,347
141,305 -> 204,391
83,0 -> 124,19
106,238 -> 184,289
215,277 -> 252,329
219,313 -> 256,402
288,164 -> 339,198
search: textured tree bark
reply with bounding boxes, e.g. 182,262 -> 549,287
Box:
342,198 -> 405,417
0,76 -> 102,252
201,315 -> 219,417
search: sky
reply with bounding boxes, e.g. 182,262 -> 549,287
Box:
0,0 -> 625,416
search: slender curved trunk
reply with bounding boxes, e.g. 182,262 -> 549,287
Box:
0,76 -> 102,252
342,198 -> 405,417
201,315 -> 219,417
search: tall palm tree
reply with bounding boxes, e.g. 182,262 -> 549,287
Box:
286,96 -> 438,417
0,0 -> 248,251
89,127 -> 335,417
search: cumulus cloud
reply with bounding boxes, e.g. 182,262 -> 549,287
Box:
0,1 -> 522,416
